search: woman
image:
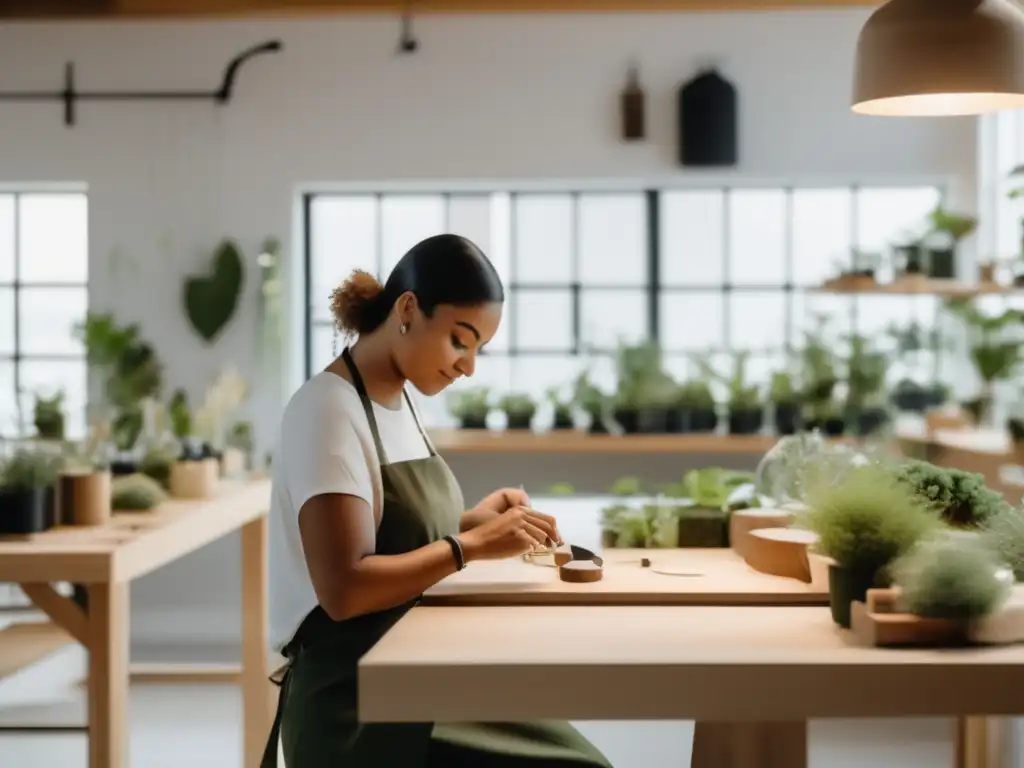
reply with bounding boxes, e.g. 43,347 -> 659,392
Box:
264,234 -> 612,768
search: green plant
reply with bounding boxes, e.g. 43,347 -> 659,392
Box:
981,508 -> 1024,580
499,393 -> 536,418
800,463 -> 942,582
571,370 -> 607,418
897,535 -> 1011,622
0,450 -> 60,492
33,391 -> 66,440
678,379 -> 716,410
800,315 -> 839,406
139,448 -> 177,489
169,389 -> 192,439
694,351 -> 760,410
769,371 -> 797,405
614,341 -> 665,409
845,334 -> 888,409
944,299 -> 1024,386
547,482 -> 575,496
111,473 -> 167,511
892,459 -> 1010,528
609,476 -> 643,496
677,467 -> 752,510
227,420 -> 254,453
184,239 -> 245,343
927,207 -> 978,243
448,387 -> 491,422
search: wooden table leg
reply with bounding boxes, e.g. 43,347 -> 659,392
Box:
691,721 -> 807,768
956,716 -> 1006,768
241,515 -> 272,768
87,582 -> 129,768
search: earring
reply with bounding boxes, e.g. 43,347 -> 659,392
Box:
400,323 -> 408,335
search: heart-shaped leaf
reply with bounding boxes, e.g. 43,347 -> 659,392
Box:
184,240 -> 244,343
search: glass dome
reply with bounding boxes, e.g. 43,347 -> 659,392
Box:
754,431 -> 875,505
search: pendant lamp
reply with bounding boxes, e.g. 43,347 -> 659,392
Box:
852,0 -> 1024,116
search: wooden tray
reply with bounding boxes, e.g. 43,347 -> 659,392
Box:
422,548 -> 829,607
850,587 -> 1024,647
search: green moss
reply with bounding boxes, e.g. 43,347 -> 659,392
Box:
892,458 -> 1010,528
111,474 -> 167,511
981,508 -> 1024,580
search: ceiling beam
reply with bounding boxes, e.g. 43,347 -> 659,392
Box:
1,0 -> 880,21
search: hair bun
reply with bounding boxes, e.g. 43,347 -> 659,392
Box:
330,269 -> 385,335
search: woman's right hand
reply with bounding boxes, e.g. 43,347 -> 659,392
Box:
459,506 -> 558,562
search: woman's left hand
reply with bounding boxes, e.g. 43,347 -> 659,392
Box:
461,488 -> 562,543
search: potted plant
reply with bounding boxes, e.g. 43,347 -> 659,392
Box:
224,420 -> 254,476
59,412 -> 114,527
546,387 -> 575,430
599,476 -> 644,547
981,507 -> 1024,581
799,317 -> 840,429
111,473 -> 167,511
805,398 -> 845,436
845,334 -> 889,436
448,387 -> 491,430
499,393 -> 536,431
0,449 -> 61,535
919,207 -> 978,279
634,372 -> 680,434
800,462 -> 942,627
769,370 -> 800,435
661,468 -> 753,547
678,378 -> 718,433
33,391 -> 66,442
890,378 -> 931,413
944,299 -> 1023,425
724,353 -> 763,435
892,459 -> 1010,529
571,371 -> 610,434
613,341 -> 665,434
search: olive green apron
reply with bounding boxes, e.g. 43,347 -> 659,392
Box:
261,348 -> 611,768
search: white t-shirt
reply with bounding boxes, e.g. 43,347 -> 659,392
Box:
268,371 -> 432,650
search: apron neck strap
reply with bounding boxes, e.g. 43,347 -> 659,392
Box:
341,347 -> 389,465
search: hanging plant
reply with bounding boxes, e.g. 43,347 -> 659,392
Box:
184,239 -> 245,343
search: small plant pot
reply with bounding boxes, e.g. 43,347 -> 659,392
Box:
220,447 -> 248,478
613,408 -> 639,434
854,407 -> 889,436
110,459 -> 139,477
925,248 -> 955,279
676,507 -> 728,547
689,408 -> 719,433
552,410 -> 574,430
59,470 -> 112,527
169,458 -> 220,500
728,408 -> 763,435
1008,417 -> 1024,444
828,564 -> 877,628
666,408 -> 689,433
891,389 -> 929,413
459,415 -> 488,430
925,385 -> 947,408
636,407 -> 670,434
0,487 -> 51,535
774,403 -> 800,435
505,412 -> 534,430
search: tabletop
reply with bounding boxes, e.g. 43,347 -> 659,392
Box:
358,605 -> 1024,723
422,548 -> 829,606
0,478 -> 271,583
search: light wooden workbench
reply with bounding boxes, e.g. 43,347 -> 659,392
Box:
360,605 -> 1019,768
0,478 -> 273,768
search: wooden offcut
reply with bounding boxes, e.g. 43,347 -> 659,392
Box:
742,528 -> 817,583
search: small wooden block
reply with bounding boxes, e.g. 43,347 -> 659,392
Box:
558,561 -> 604,583
743,527 -> 817,583
865,587 -> 901,614
850,600 -> 964,647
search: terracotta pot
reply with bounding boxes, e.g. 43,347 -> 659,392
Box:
59,470 -> 112,527
169,458 -> 219,499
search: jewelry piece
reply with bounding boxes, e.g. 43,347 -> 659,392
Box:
400,323 -> 408,335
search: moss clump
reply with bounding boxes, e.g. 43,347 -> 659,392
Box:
801,462 -> 942,583
892,458 -> 1009,528
981,508 -> 1024,580
111,474 -> 167,511
897,535 -> 1012,622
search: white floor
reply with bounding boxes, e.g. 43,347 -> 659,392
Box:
0,642 -> 995,768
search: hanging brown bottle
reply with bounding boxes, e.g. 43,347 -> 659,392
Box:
620,64 -> 646,142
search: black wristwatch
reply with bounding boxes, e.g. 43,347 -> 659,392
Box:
443,534 -> 466,571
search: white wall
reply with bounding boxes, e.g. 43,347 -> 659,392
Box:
0,9 -> 978,649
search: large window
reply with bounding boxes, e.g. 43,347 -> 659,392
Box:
305,185 -> 942,426
0,192 -> 89,439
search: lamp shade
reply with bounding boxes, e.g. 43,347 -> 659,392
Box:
852,0 -> 1024,116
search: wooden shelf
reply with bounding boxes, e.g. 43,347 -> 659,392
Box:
427,429 -> 822,454
814,276 -> 1017,298
0,620 -> 74,681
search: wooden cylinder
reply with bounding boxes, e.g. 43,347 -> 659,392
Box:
729,508 -> 792,558
743,528 -> 818,583
59,470 -> 112,527
558,561 -> 603,583
169,458 -> 220,499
